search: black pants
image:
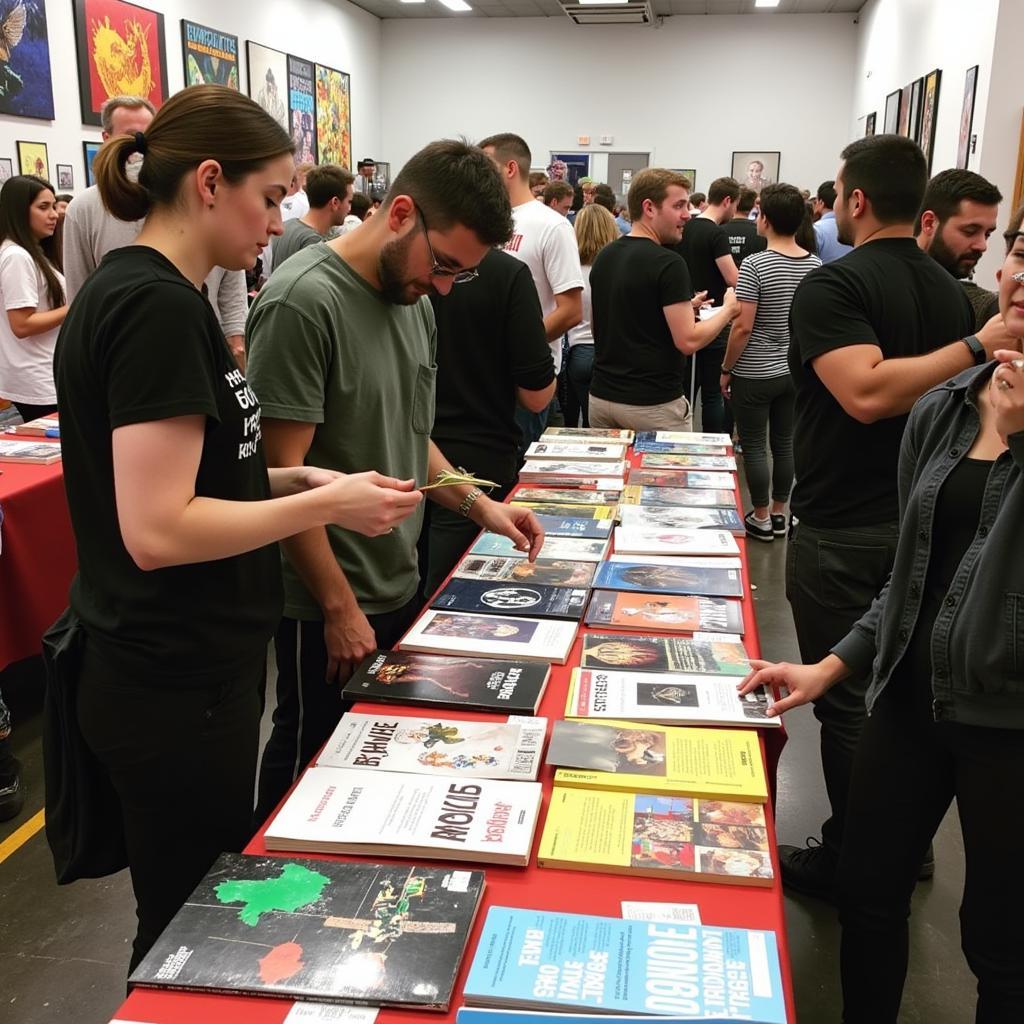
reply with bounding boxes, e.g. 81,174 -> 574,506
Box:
785,519 -> 899,855
76,645 -> 265,973
838,684 -> 1024,1022
12,400 -> 58,422
255,598 -> 420,823
729,373 -> 795,509
689,330 -> 732,435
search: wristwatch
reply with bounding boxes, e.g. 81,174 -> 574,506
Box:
962,334 -> 986,365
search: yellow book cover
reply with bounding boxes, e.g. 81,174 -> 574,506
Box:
538,787 -> 773,886
510,501 -> 619,520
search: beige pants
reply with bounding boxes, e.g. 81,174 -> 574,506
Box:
588,393 -> 693,432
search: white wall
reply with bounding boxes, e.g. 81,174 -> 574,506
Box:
0,0 -> 381,196
380,14 -> 859,196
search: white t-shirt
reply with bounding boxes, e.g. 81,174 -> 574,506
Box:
504,200 -> 584,373
281,190 -> 309,222
567,264 -> 594,348
0,241 -> 64,403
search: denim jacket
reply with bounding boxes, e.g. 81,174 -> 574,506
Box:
831,361 -> 1024,729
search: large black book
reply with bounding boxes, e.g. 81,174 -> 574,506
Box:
431,578 -> 589,621
343,649 -> 550,714
129,853 -> 485,1011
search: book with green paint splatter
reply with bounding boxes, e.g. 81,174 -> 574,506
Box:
129,852 -> 485,1009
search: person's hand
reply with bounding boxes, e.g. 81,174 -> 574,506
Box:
722,287 -> 739,320
719,371 -> 732,400
691,290 -> 710,311
989,349 -> 1024,442
738,656 -> 844,717
323,605 -> 377,682
296,466 -> 343,490
977,313 -> 1022,360
471,497 -> 545,561
320,472 -> 422,536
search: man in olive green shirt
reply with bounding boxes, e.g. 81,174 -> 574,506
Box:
248,140 -> 544,819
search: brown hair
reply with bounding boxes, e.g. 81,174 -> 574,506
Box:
707,176 -> 741,205
543,180 -> 573,206
529,171 -> 549,190
574,204 -> 620,265
1003,202 -> 1024,253
100,95 -> 156,134
93,85 -> 293,223
305,164 -> 355,208
478,132 -> 532,182
0,175 -> 64,305
627,168 -> 691,222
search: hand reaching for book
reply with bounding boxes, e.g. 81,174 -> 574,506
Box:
737,654 -> 848,717
320,472 -> 422,537
471,498 -> 545,561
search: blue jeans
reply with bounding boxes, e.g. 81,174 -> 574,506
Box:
565,344 -> 595,428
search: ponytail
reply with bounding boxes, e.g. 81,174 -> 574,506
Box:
93,133 -> 150,222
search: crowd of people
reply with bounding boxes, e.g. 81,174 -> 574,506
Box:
0,84 -> 1021,1022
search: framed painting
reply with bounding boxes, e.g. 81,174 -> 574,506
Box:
72,0 -> 169,127
883,89 -> 900,134
865,112 -> 876,137
732,152 -> 780,192
897,82 -> 912,137
83,139 -> 101,187
314,62 -> 350,168
56,163 -> 74,189
672,168 -> 697,190
920,68 -> 942,171
180,20 -> 238,89
17,139 -> 47,179
246,41 -> 287,131
958,65 -> 979,170
0,157 -> 12,182
549,153 -> 590,186
0,0 -> 55,119
287,54 -> 316,164
907,77 -> 924,143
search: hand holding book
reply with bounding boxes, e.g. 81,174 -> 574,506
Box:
473,499 -> 546,561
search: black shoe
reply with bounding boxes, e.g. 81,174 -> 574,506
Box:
770,513 -> 788,537
744,511 -> 774,543
779,837 -> 838,902
0,772 -> 24,822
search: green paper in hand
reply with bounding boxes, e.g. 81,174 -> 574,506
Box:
420,468 -> 499,491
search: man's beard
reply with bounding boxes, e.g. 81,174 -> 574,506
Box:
377,230 -> 425,305
928,231 -> 977,279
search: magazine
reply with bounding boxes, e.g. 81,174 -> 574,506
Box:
452,555 -> 597,589
618,505 -> 744,533
579,633 -> 751,676
432,579 -> 589,621
470,532 -> 610,563
613,527 -> 740,556
401,610 -> 578,664
593,557 -> 743,598
585,591 -> 745,633
620,485 -> 738,508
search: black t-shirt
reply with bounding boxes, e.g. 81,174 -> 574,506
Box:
589,236 -> 693,407
54,246 -> 282,681
430,249 -> 553,484
672,216 -> 732,305
724,218 -> 767,266
788,237 -> 974,528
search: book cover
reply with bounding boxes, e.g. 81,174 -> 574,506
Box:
453,555 -> 597,589
620,485 -> 738,508
462,906 -> 786,1022
593,559 -> 743,598
524,442 -> 627,462
613,527 -> 740,557
580,633 -> 750,676
541,427 -> 634,442
343,651 -> 549,714
317,712 -> 547,780
265,766 -> 543,866
564,668 -> 777,728
457,1013 -> 781,1024
470,532 -> 610,563
0,439 -> 61,464
5,413 -> 59,437
400,610 -> 579,664
585,591 -> 745,634
520,460 -> 627,482
432,579 -> 589,621
547,718 -> 768,802
627,469 -> 735,489
512,488 -> 622,505
531,515 -> 613,539
510,502 -> 618,520
129,853 -> 484,1010
652,430 -> 732,445
538,788 -> 773,886
633,433 -> 730,454
619,505 -> 744,534
641,453 -> 738,471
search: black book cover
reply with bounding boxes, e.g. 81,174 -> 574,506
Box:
130,853 -> 485,1010
343,650 -> 549,714
432,579 -> 589,621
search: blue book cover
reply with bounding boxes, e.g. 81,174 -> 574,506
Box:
593,561 -> 743,598
469,533 -> 610,563
532,515 -> 614,540
458,1012 -> 778,1023
463,906 -> 786,1022
431,579 -> 589,621
634,433 -> 730,456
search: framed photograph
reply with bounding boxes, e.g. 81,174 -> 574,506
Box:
287,54 -> 316,164
883,89 -> 901,134
16,140 -> 47,179
907,77 -> 924,143
897,82 -> 912,137
0,0 -> 56,119
72,0 -> 169,126
865,112 -> 876,137
958,65 -> 979,170
550,153 -> 591,187
920,68 -> 942,172
56,164 -> 74,190
314,62 -> 351,168
0,157 -> 13,183
673,168 -> 697,190
732,152 -> 780,192
83,139 -> 101,187
181,20 -> 238,89
246,41 -> 288,131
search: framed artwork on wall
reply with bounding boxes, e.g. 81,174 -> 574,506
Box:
83,139 -> 101,187
958,65 -> 979,170
549,153 -> 590,186
17,139 -> 47,179
907,77 -> 924,142
865,112 -> 876,137
0,157 -> 13,182
314,63 -> 351,169
287,54 -> 316,164
246,41 -> 288,131
919,68 -> 942,171
672,168 -> 697,190
732,152 -> 780,192
0,0 -> 55,119
897,82 -> 912,137
56,164 -> 74,189
72,0 -> 169,127
181,20 -> 238,89
883,89 -> 900,134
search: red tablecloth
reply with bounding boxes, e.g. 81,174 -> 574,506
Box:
0,460 -> 75,672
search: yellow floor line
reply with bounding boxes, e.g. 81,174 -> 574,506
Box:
0,809 -> 45,865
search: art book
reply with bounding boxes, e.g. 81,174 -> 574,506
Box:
524,442 -> 627,462
620,485 -> 738,508
538,788 -> 773,886
462,906 -> 786,1022
613,527 -> 740,557
470,532 -> 610,563
579,633 -> 750,677
541,427 -> 634,443
594,556 -> 743,598
618,505 -> 744,534
564,668 -> 778,728
530,515 -> 613,540
317,712 -> 547,780
585,591 -> 745,634
265,766 -> 542,866
650,430 -> 732,445
640,453 -> 738,471
634,432 -> 730,455
457,1013 -> 781,1024
627,469 -> 735,489
400,610 -> 579,664
546,718 -> 768,802
129,853 -> 485,1010
5,413 -> 59,438
432,579 -> 589,621
0,439 -> 61,464
519,462 -> 627,487
510,502 -> 618,520
452,555 -> 597,589
512,488 -> 621,505
343,651 -> 549,715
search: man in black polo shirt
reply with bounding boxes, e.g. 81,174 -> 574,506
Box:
782,134 -> 1015,898
726,188 -> 767,267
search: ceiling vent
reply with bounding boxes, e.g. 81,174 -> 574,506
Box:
560,0 -> 654,25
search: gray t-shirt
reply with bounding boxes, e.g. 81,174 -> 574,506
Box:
246,244 -> 437,618
270,218 -> 324,273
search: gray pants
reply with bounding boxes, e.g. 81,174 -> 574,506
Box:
588,393 -> 692,432
730,372 -> 796,509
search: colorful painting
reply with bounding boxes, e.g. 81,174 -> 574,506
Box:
16,139 -> 46,179
180,19 -> 238,89
0,157 -> 12,182
897,82 -> 912,137
958,65 -> 978,170
83,139 -> 100,187
72,0 -> 168,127
920,68 -> 942,172
0,0 -> 55,119
246,40 -> 287,131
287,53 -> 315,164
314,62 -> 350,168
56,163 -> 73,189
550,153 -> 590,187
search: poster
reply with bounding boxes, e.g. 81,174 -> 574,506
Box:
732,152 -> 780,192
180,19 -> 238,89
550,153 -> 590,186
287,53 -> 315,164
246,40 -> 287,131
83,139 -> 100,187
72,0 -> 168,127
314,62 -> 350,168
0,158 -> 12,183
919,68 -> 942,172
16,139 -> 47,179
0,0 -> 55,119
957,65 -> 978,170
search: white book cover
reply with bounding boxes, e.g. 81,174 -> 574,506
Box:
618,505 -> 742,532
264,765 -> 542,865
541,427 -> 634,442
614,527 -> 740,556
317,712 -> 547,780
608,553 -> 743,570
654,431 -> 732,445
520,459 -> 627,479
640,453 -> 738,471
401,609 -> 579,664
524,441 -> 627,461
469,531 -> 610,563
0,439 -> 61,463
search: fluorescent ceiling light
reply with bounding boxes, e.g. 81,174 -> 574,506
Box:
437,0 -> 472,9
400,0 -> 426,4
754,0 -> 781,7
578,0 -> 630,5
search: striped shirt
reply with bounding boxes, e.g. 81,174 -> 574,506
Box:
733,249 -> 822,378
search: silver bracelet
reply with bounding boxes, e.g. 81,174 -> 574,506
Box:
458,487 -> 484,519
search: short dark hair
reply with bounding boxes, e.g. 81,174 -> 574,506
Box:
529,171 -> 548,190
542,180 -> 573,205
759,183 -> 807,237
305,164 -> 355,208
838,135 -> 928,225
689,192 -> 706,207
816,180 -> 837,208
736,188 -> 757,214
349,192 -> 371,220
707,176 -> 740,206
357,157 -> 375,169
628,169 -> 690,222
477,132 -> 531,182
1003,202 -> 1024,253
593,183 -> 616,212
387,138 -> 513,246
916,168 -> 1003,232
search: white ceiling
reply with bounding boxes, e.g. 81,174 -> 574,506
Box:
351,0 -> 866,21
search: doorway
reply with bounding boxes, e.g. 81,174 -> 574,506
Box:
606,152 -> 650,200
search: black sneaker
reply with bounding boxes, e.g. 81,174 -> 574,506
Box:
0,772 -> 24,822
779,837 -> 838,902
770,513 -> 788,537
744,511 -> 774,543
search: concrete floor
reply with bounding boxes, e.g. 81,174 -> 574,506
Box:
0,535 -> 976,1024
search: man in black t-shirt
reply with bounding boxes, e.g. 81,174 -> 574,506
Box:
781,134 -> 1017,898
588,169 -> 737,431
725,188 -> 767,266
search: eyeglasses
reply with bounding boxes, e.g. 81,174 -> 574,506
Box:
418,210 -> 479,284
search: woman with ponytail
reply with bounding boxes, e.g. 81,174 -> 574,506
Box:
51,85 -> 422,971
